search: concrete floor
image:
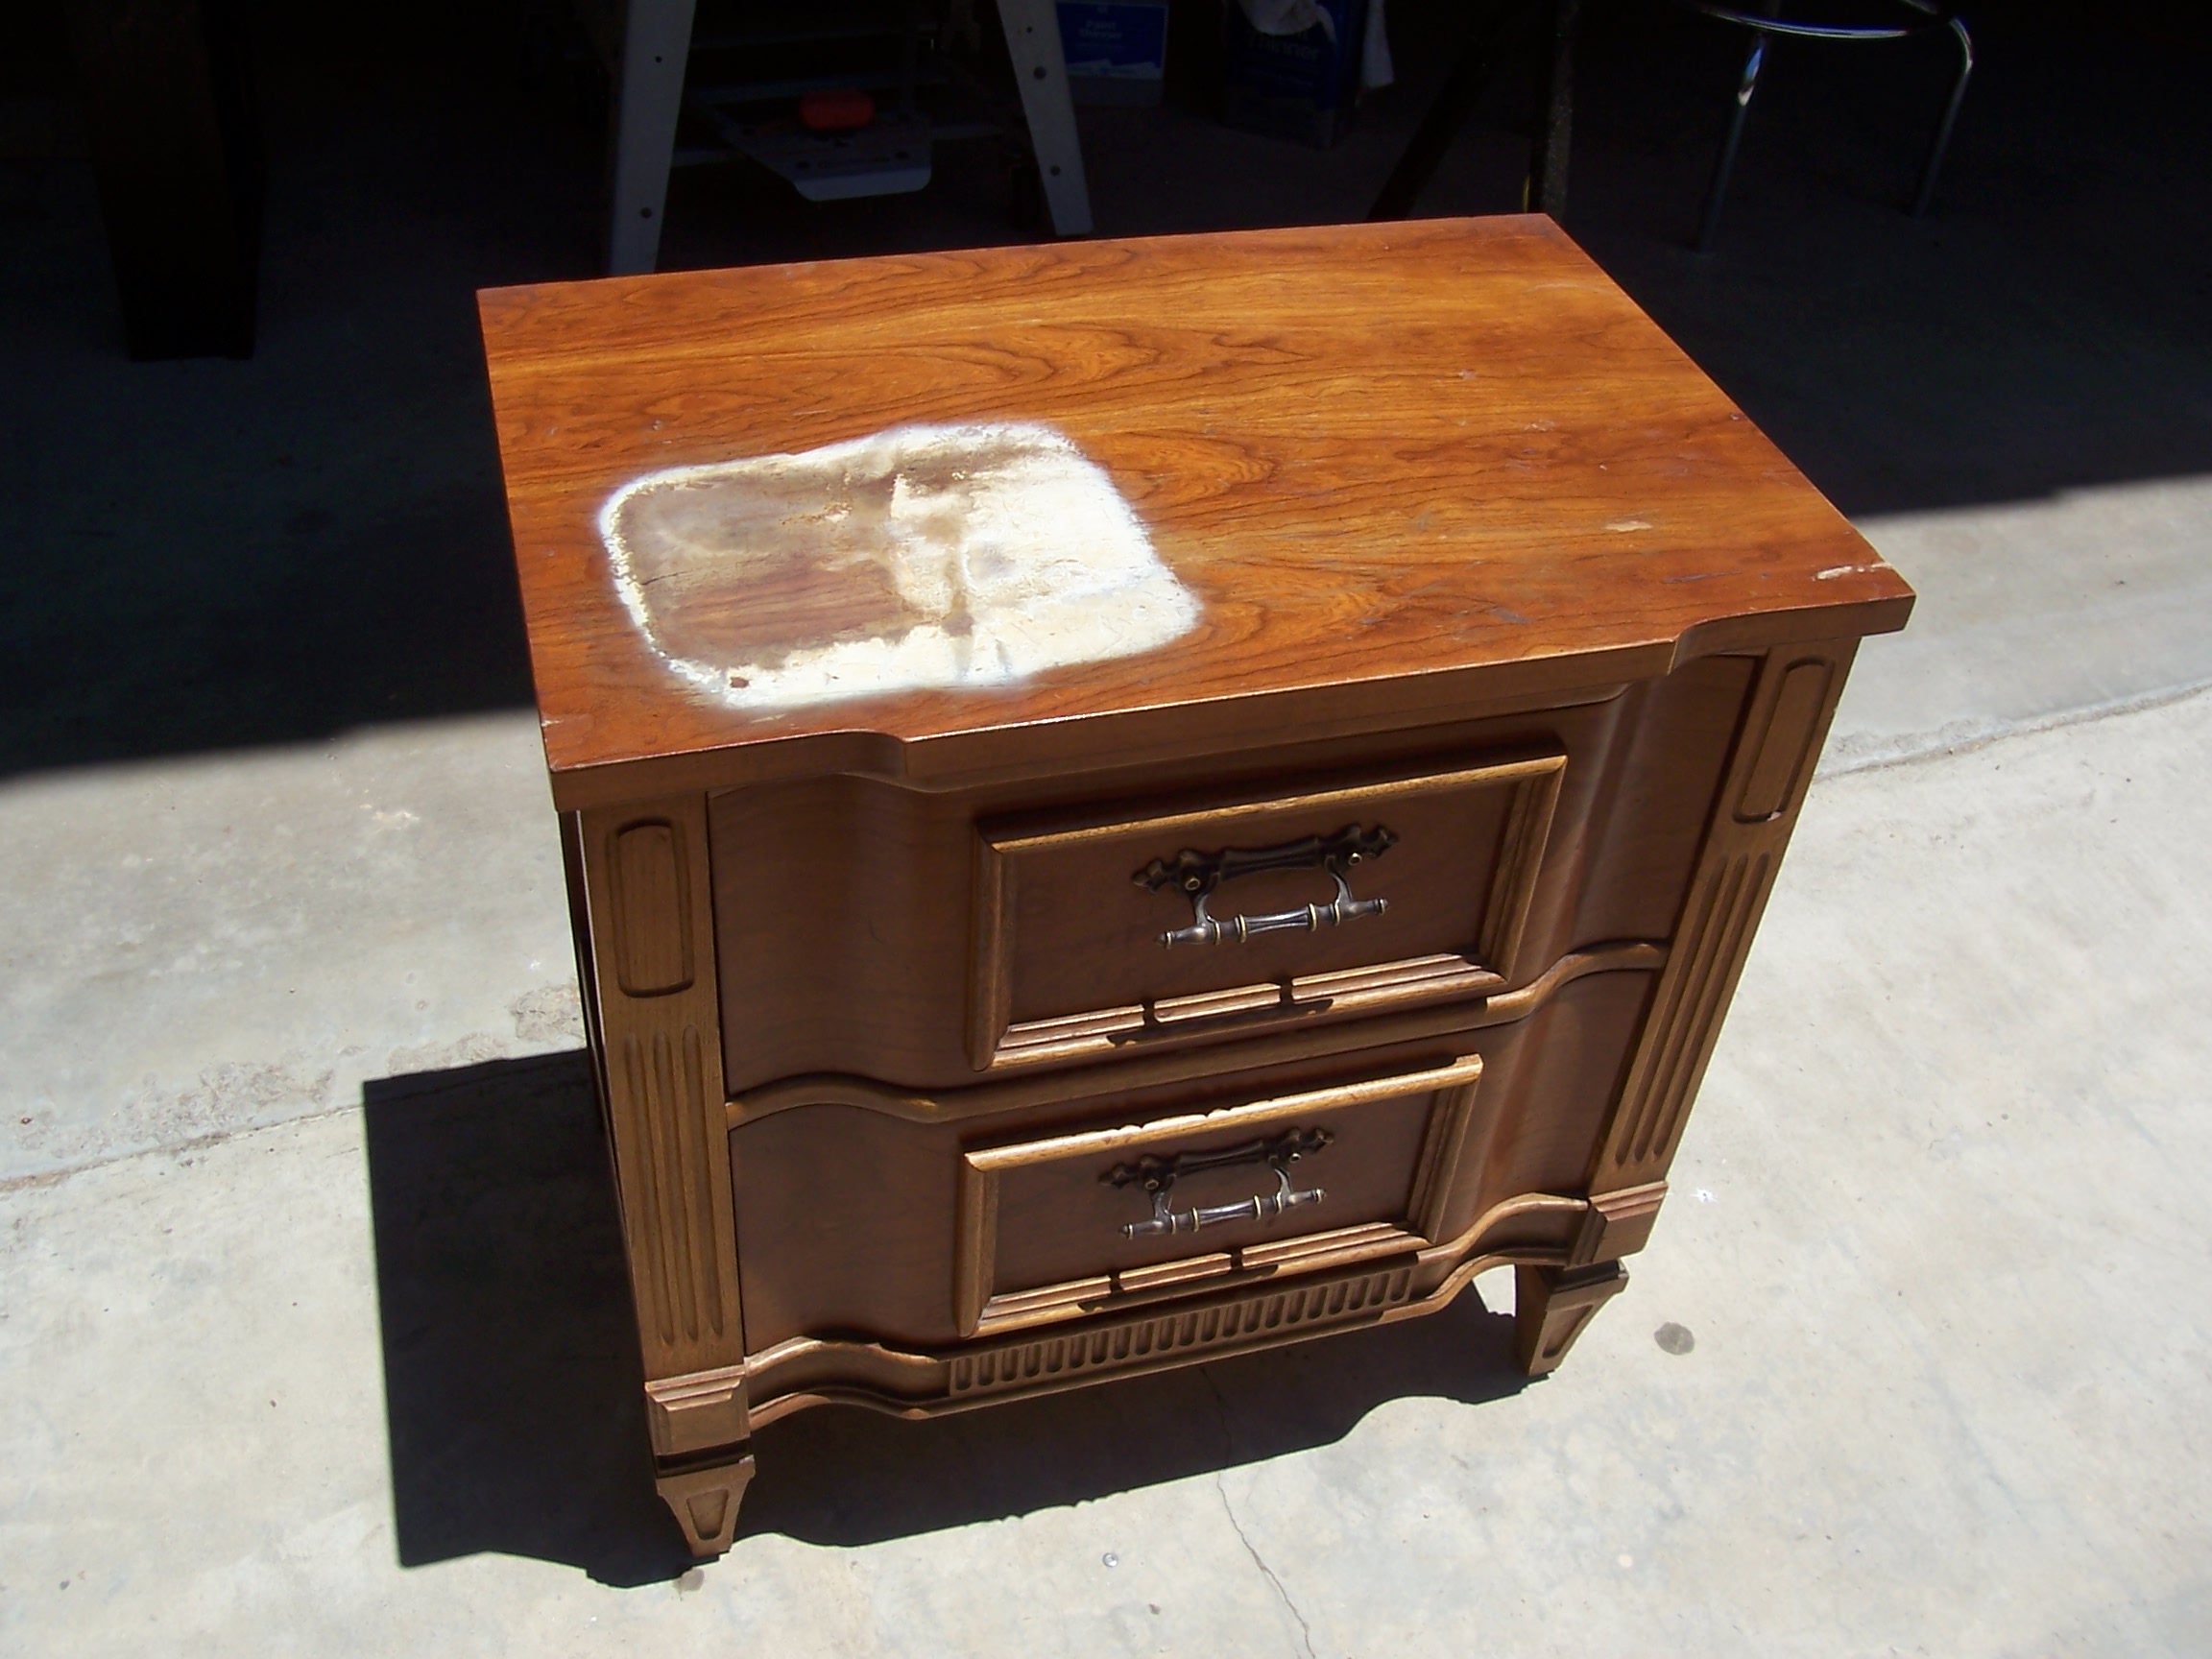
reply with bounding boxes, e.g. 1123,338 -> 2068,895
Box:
5,3 -> 2211,1652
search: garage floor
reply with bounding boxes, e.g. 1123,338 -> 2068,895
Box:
4,3 -> 2209,1652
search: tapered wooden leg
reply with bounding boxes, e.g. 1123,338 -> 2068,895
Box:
656,1449 -> 755,1557
1514,1261 -> 1628,1377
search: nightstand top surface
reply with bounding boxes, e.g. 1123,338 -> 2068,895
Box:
480,216 -> 1910,803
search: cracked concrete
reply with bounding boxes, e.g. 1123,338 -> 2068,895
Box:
1214,1470 -> 1320,1659
1202,1363 -> 1320,1658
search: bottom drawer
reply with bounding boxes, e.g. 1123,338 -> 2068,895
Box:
730,970 -> 1656,1355
956,1054 -> 1483,1334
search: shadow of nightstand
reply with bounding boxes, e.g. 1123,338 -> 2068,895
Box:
362,1049 -> 1533,1581
363,1051 -> 690,1589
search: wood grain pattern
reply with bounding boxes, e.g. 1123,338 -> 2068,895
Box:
1594,642 -> 1860,1189
1620,849 -> 1770,1167
1407,1069 -> 1486,1245
732,1217 -> 1581,1427
498,226 -> 1915,1551
655,1455 -> 753,1557
700,1183 -> 1593,1426
1736,657 -> 1835,822
644,1363 -> 750,1458
969,753 -> 1562,1069
621,1027 -> 724,1346
726,975 -> 1651,1357
1513,1261 -> 1629,1376
576,796 -> 749,1392
707,656 -> 1748,1094
948,1264 -> 1418,1398
610,821 -> 693,996
479,217 -> 1911,810
951,1054 -> 1483,1336
1568,1180 -> 1669,1266
724,942 -> 1666,1130
734,1257 -> 1428,1426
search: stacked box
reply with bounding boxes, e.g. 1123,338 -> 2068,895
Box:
1221,0 -> 1370,147
1057,1 -> 1171,107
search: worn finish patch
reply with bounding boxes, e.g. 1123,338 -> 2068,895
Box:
597,422 -> 1199,710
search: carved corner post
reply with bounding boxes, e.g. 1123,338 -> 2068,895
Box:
1514,1261 -> 1626,1376
572,794 -> 753,1556
1519,640 -> 1863,1377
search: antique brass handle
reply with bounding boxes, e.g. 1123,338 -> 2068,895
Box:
1135,824 -> 1396,949
1104,1125 -> 1332,1239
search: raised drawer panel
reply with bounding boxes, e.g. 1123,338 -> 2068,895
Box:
970,756 -> 1562,1068
727,969 -> 1655,1353
955,1054 -> 1483,1335
708,656 -> 1752,1094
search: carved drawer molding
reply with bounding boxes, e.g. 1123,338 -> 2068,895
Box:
969,752 -> 1566,1070
953,1053 -> 1486,1337
483,218 -> 1915,1557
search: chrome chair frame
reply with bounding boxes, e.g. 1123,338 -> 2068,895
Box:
1682,0 -> 1974,250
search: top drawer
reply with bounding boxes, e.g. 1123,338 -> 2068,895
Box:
708,656 -> 1756,1092
971,752 -> 1564,1068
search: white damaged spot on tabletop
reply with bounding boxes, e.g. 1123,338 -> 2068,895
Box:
1815,561 -> 1890,580
597,422 -> 1199,711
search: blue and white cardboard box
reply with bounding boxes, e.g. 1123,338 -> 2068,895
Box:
1222,0 -> 1372,147
1056,1 -> 1170,106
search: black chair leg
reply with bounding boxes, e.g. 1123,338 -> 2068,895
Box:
1367,0 -> 1528,222
1528,0 -> 1582,219
1696,29 -> 1767,251
1910,14 -> 1973,215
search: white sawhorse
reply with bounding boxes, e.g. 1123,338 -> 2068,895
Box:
606,0 -> 1094,276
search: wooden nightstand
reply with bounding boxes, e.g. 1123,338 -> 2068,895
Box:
478,216 -> 1911,1556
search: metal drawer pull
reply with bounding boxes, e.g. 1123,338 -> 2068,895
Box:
1136,823 -> 1397,950
1119,1166 -> 1327,1238
1104,1126 -> 1332,1239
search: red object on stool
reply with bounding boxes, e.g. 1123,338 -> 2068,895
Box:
799,90 -> 876,132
